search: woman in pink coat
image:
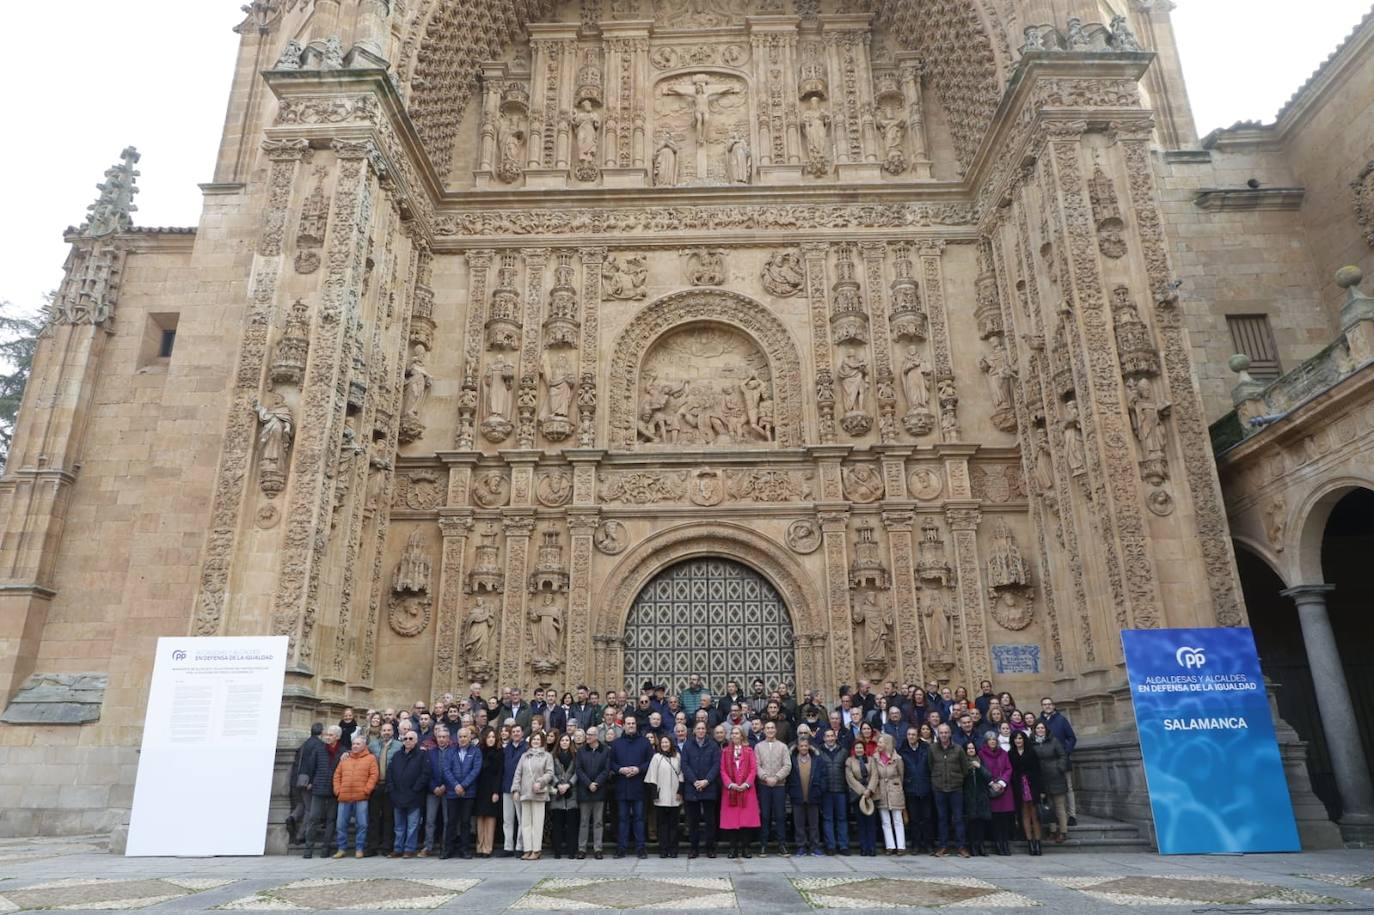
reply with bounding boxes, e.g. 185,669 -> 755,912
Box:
719,725 -> 760,859
979,730 -> 1016,856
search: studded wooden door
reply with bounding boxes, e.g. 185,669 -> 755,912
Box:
623,558 -> 795,695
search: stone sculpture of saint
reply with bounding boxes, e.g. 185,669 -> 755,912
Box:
877,108 -> 907,158
542,355 -> 576,419
852,591 -> 891,664
402,344 -> 432,421
653,132 -> 679,187
924,590 -> 953,658
801,97 -> 832,159
255,394 -> 293,495
1062,399 -> 1086,472
485,358 -> 515,418
1033,426 -> 1055,492
1129,377 -> 1169,458
463,596 -> 496,665
979,344 -> 1015,410
573,100 -> 602,166
837,352 -> 869,414
529,593 -> 563,665
727,132 -> 752,184
900,345 -> 930,408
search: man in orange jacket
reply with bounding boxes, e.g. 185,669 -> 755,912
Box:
333,734 -> 379,858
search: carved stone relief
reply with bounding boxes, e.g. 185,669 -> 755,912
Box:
908,466 -> 943,501
786,519 -> 822,554
761,251 -> 805,298
536,469 -> 574,507
985,518 -> 1034,630
602,254 -> 648,300
255,393 -> 293,499
389,529 -> 434,637
636,323 -> 776,447
392,470 -> 443,511
655,73 -> 748,185
594,519 -> 629,554
843,463 -> 884,504
472,471 -> 512,508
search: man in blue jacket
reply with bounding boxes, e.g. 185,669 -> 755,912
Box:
387,730 -> 432,858
1039,697 -> 1079,825
610,715 -> 653,859
420,726 -> 449,857
501,724 -> 528,857
898,725 -> 933,853
443,725 -> 483,858
815,728 -> 850,855
680,720 -> 721,858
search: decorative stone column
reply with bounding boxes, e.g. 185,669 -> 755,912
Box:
565,512 -> 598,686
818,509 -> 856,687
802,243 -> 837,443
498,513 -> 536,687
1282,585 -> 1374,837
946,506 -> 991,685
432,513 -> 474,696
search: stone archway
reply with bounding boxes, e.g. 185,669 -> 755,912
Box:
624,557 -> 794,695
592,521 -> 829,692
606,289 -> 806,450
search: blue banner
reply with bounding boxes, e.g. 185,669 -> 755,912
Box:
1121,627 -> 1300,854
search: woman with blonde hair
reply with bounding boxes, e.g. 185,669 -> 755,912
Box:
511,731 -> 555,860
873,734 -> 907,855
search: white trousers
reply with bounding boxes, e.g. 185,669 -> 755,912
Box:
520,800 -> 547,854
879,809 -> 906,850
503,793 -> 523,851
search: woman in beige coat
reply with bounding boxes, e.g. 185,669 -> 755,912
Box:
873,733 -> 907,854
512,731 -> 555,859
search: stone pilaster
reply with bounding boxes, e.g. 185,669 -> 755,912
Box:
918,242 -> 957,441
497,513 -> 536,687
882,509 -> 923,683
565,512 -> 599,686
946,505 -> 990,685
861,243 -> 898,443
456,249 -> 494,450
803,243 -> 837,443
577,247 -> 606,448
517,249 -> 549,449
432,513 -> 474,696
818,508 -> 855,686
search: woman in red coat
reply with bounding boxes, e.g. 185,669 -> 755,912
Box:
719,725 -> 761,859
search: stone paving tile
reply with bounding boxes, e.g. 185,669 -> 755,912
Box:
0,877 -> 233,912
511,877 -> 736,910
791,876 -> 1037,909
215,877 -> 479,911
0,837 -> 108,865
1299,873 -> 1374,890
1046,874 -> 1345,906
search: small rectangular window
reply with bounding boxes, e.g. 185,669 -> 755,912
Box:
1227,314 -> 1281,382
138,312 -> 180,372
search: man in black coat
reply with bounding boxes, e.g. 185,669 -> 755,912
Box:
287,723 -> 324,844
575,725 -> 612,859
680,721 -> 721,858
387,731 -> 432,858
301,725 -> 343,858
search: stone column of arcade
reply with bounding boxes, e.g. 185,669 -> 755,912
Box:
1281,584 -> 1374,839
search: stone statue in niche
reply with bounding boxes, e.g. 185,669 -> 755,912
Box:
662,74 -> 741,145
1033,426 -> 1056,492
463,596 -> 496,679
1061,399 -> 1086,475
852,590 -> 893,666
541,354 -> 577,441
1129,377 -> 1171,484
837,351 -> 872,436
497,113 -> 526,184
726,129 -> 752,184
801,97 -> 833,177
900,344 -> 930,409
986,517 -> 1035,630
572,100 -> 602,181
760,251 -> 804,298
389,528 -> 434,637
255,392 -> 294,498
653,131 -> 679,187
637,326 -> 775,446
399,343 -> 432,445
483,357 -> 516,443
979,340 -> 1018,433
602,255 -> 648,300
529,592 -> 564,673
876,106 -> 908,175
685,249 -> 727,287
937,378 -> 959,439
923,587 -> 955,661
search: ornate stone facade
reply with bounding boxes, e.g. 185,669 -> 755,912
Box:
5,0 -> 1351,849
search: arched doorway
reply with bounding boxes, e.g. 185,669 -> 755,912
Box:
624,557 -> 795,695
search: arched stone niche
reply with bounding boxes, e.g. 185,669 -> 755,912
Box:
607,288 -> 805,450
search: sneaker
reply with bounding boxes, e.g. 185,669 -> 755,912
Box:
332,850 -> 345,859
355,851 -> 365,859
793,848 -> 807,857
757,846 -> 767,858
418,849 -> 430,858
811,848 -> 824,857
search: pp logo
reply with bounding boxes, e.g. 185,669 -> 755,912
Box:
1174,646 -> 1206,670
172,649 -> 187,661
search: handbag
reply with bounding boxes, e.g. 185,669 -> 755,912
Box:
1037,798 -> 1053,824
988,779 -> 1006,799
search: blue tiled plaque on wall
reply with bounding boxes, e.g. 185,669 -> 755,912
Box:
991,644 -> 1040,675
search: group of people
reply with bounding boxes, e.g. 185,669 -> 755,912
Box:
287,676 -> 1079,862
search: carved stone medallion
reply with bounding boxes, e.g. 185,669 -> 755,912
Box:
786,519 -> 822,554
536,469 -> 574,507
388,593 -> 433,637
909,467 -> 943,501
843,464 -> 885,504
472,471 -> 511,508
594,519 -> 629,555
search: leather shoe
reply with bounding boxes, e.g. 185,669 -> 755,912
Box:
957,847 -> 971,858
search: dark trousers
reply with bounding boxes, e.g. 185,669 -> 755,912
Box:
303,795 -> 337,852
366,790 -> 394,855
905,792 -> 933,849
549,807 -> 580,857
758,785 -> 786,847
444,796 -> 474,857
991,810 -> 1013,847
821,793 -> 849,850
656,806 -> 679,854
616,795 -> 646,852
967,816 -> 988,850
792,801 -> 821,850
933,790 -> 966,849
685,798 -> 717,851
854,804 -> 877,854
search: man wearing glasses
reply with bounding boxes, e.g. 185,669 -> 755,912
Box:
387,730 -> 432,858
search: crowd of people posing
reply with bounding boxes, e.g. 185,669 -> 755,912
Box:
288,677 -> 1079,862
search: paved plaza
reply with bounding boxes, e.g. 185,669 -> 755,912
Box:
0,836 -> 1372,913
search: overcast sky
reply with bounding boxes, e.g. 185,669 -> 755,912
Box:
1,1 -> 1370,311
